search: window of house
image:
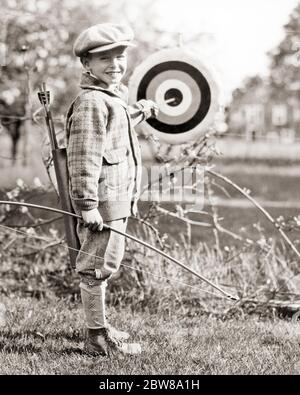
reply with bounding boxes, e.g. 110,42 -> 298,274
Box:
272,105 -> 288,126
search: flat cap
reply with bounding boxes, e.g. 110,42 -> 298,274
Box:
73,23 -> 135,57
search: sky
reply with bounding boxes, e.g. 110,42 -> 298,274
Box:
151,0 -> 299,102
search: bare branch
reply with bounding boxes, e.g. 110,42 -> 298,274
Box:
130,216 -> 165,249
208,170 -> 300,260
4,215 -> 62,228
155,206 -> 212,228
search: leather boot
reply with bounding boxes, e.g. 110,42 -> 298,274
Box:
84,327 -> 141,356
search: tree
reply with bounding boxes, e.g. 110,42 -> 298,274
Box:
268,2 -> 300,102
0,0 -> 122,115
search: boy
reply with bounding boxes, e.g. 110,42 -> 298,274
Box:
66,23 -> 158,356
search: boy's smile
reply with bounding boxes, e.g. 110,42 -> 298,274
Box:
84,46 -> 128,89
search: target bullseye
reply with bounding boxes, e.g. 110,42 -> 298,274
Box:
129,49 -> 220,144
155,78 -> 193,117
164,90 -> 182,106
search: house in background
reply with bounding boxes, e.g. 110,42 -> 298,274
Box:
226,76 -> 300,143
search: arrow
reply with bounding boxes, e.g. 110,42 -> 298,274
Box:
165,98 -> 177,104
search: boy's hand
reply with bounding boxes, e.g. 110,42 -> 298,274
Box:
146,100 -> 159,118
82,208 -> 104,232
137,99 -> 159,119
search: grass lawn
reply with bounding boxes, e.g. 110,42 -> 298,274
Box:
127,203 -> 300,251
0,296 -> 299,375
211,165 -> 300,203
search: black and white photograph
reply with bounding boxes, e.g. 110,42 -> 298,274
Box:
0,0 -> 299,377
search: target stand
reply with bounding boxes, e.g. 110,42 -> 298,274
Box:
129,48 -> 220,145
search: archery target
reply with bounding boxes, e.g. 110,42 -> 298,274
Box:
129,49 -> 220,144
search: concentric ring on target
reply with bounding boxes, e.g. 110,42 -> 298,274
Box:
146,70 -> 201,125
129,49 -> 220,144
155,79 -> 192,116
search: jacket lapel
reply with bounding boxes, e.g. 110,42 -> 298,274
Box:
79,72 -> 129,109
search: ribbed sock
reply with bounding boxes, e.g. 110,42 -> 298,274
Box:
80,281 -> 107,329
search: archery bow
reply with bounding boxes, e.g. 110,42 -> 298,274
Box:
0,200 -> 238,301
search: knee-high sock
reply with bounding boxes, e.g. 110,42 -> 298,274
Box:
80,281 -> 107,329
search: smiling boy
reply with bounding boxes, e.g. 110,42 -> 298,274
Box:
66,23 -> 158,356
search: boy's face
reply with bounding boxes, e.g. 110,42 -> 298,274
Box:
84,46 -> 128,87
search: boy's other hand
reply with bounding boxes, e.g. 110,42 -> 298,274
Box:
146,100 -> 159,118
82,208 -> 104,232
137,99 -> 159,119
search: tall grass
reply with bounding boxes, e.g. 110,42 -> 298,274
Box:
0,219 -> 299,316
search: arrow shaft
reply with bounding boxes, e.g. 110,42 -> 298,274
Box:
165,98 -> 176,104
0,200 -> 238,301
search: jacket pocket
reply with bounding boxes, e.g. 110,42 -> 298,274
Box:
103,147 -> 128,164
102,147 -> 129,190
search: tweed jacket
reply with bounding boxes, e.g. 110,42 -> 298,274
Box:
66,72 -> 142,221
